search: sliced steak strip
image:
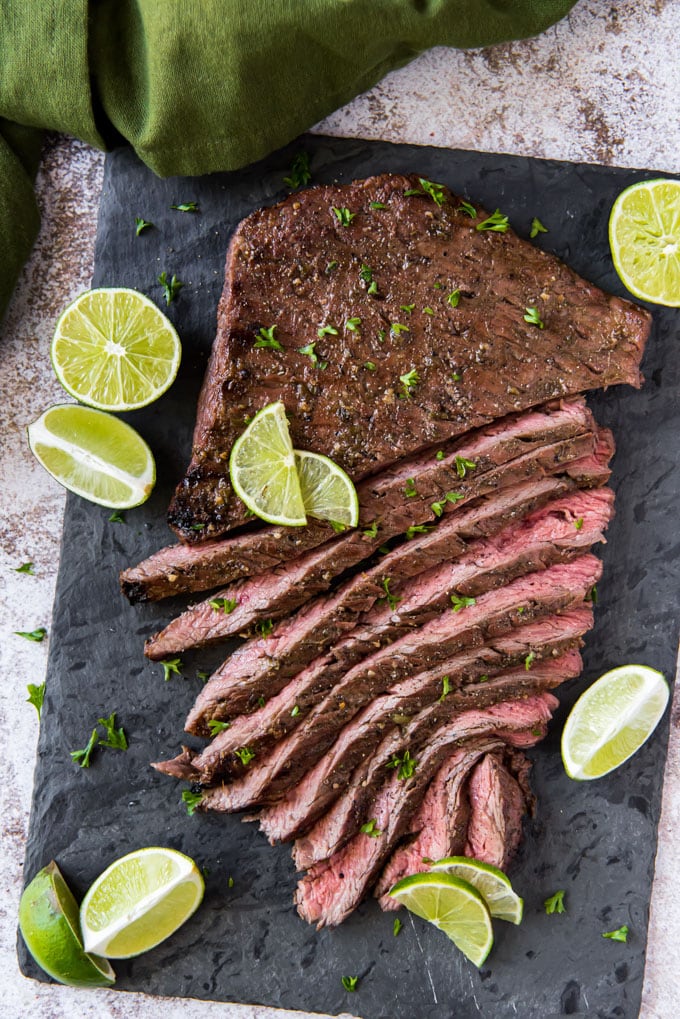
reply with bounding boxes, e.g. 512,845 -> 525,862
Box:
375,745 -> 531,908
185,433 -> 609,735
124,397 -> 595,602
260,644 -> 583,848
167,553 -> 601,786
168,172 -> 649,543
294,693 -> 558,928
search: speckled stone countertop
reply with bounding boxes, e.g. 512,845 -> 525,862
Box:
1,2 -> 677,1017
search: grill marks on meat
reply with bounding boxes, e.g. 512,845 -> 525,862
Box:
167,174 -> 649,543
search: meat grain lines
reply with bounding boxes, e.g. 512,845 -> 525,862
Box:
121,174 -> 651,928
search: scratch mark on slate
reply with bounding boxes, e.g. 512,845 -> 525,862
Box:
408,913 -> 438,1004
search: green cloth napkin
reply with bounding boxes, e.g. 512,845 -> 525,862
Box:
0,0 -> 576,325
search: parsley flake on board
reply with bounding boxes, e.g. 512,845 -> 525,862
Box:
135,217 -> 153,235
98,712 -> 128,751
341,976 -> 359,993
254,324 -> 283,350
450,593 -> 476,612
182,789 -> 204,815
208,719 -> 231,735
70,729 -> 99,768
524,306 -> 545,329
399,368 -> 419,397
530,217 -> 548,239
228,875 -> 235,888
381,577 -> 401,612
15,562 -> 35,574
197,670 -> 210,682
210,597 -> 238,614
447,289 -> 461,308
586,584 -> 598,604
283,151 -> 311,189
15,628 -> 46,642
602,925 -> 629,943
26,682 -> 46,718
158,271 -> 183,305
108,510 -> 125,523
360,818 -> 382,837
393,917 -> 403,936
332,206 -> 355,227
544,889 -> 566,915
387,749 -> 417,781
455,456 -> 477,479
476,209 -> 509,233
171,201 -> 199,212
161,657 -> 183,681
234,746 -> 256,766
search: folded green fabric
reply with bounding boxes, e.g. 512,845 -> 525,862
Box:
0,0 -> 576,326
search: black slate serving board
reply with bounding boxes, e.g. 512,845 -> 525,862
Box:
19,136 -> 680,1019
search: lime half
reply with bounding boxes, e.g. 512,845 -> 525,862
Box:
389,872 -> 493,967
80,847 -> 204,959
609,179 -> 680,306
229,402 -> 307,526
51,287 -> 181,410
295,450 -> 359,527
19,861 -> 115,987
562,664 -> 669,780
429,857 -> 523,925
28,403 -> 156,508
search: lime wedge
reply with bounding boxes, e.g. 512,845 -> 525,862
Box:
51,287 -> 181,410
79,847 -> 204,959
561,664 -> 669,780
609,178 -> 680,306
229,402 -> 306,526
28,403 -> 156,508
429,857 -> 523,924
389,872 -> 493,967
295,450 -> 359,527
19,861 -> 115,987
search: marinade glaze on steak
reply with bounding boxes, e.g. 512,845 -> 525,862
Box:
168,173 -> 650,543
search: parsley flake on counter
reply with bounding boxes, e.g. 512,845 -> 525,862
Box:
15,562 -> 35,574
447,290 -> 461,308
161,657 -> 183,681
257,618 -> 275,638
210,597 -> 238,614
381,577 -> 401,612
283,151 -> 311,189
459,200 -> 477,218
387,749 -> 417,781
455,456 -> 477,479
399,368 -> 419,397
450,594 -> 476,613
171,201 -> 199,213
26,682 -> 46,718
544,889 -> 566,915
406,524 -> 432,540
476,209 -> 509,233
15,628 -> 46,642
393,917 -> 403,936
419,178 -> 446,207
360,818 -> 382,837
370,201 -> 387,210
602,925 -> 629,943
530,217 -> 548,239
98,711 -> 128,751
158,271 -> 183,305
345,317 -> 361,332
291,705 -> 300,717
341,976 -> 359,993
234,746 -> 256,766
182,789 -> 204,815
404,478 -> 417,498
524,306 -> 545,328
574,516 -> 584,530
135,217 -> 153,236
208,719 -> 230,735
70,728 -> 99,768
439,675 -> 451,701
108,510 -> 125,523
525,651 -> 536,671
332,206 -> 355,227
227,875 -> 235,888
254,324 -> 283,350
364,360 -> 377,371
400,303 -> 415,314
363,521 -> 379,538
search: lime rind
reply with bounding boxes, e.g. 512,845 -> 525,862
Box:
561,664 -> 669,780
429,856 -> 523,925
609,178 -> 680,306
295,450 -> 359,526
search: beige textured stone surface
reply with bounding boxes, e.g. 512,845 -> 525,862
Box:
1,2 -> 677,1016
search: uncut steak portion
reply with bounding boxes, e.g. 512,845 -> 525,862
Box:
295,693 -> 558,928
124,396 -> 597,603
168,172 -> 650,542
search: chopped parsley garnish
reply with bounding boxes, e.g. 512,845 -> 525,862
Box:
345,317 -> 361,332
400,303 -> 415,314
435,450 -> 445,461
197,670 -> 210,682
459,199 -> 477,218
298,342 -> 327,369
439,675 -> 451,701
524,651 -> 536,671
161,657 -> 183,681
433,281 -> 444,289
189,523 -> 205,531
363,521 -> 379,538
228,875 -> 235,888
329,520 -> 348,533
387,749 -> 417,780
530,217 -> 548,239
368,281 -> 378,295
97,711 -> 128,750
341,976 -> 359,992
476,209 -> 509,233
254,324 -> 283,350
531,725 -> 543,737
602,925 -> 629,943
210,597 -> 238,614
574,517 -> 584,530
332,206 -> 355,227
70,728 -> 99,768
360,818 -> 382,837
447,289 -> 461,308
364,360 -> 377,371
544,889 -> 566,915
108,510 -> 125,523
524,306 -> 545,328
431,491 -> 464,516
423,306 -> 434,315
450,594 -> 476,612
291,705 -> 300,717
135,217 -> 153,235
257,618 -> 275,638
234,746 -> 255,766
257,695 -> 266,708
376,328 -> 385,341
283,151 -> 311,189
399,368 -> 419,397
182,789 -> 204,815
478,674 -> 490,683
391,323 -> 410,336
15,628 -> 46,642
15,562 -> 35,574
517,606 -> 525,614
370,201 -> 387,210
208,719 -> 230,735
393,917 -> 403,936
406,524 -> 433,540
26,682 -> 46,718
325,260 -> 338,273
171,201 -> 199,213
403,187 -> 422,197
418,177 -> 446,207
317,324 -> 338,338
586,584 -> 598,604
360,264 -> 373,284
158,271 -> 183,305
455,456 -> 477,479
404,478 -> 417,498
381,577 -> 401,612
